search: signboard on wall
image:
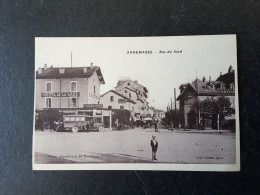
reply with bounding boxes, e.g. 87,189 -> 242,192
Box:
83,104 -> 103,109
41,92 -> 80,97
118,98 -> 126,104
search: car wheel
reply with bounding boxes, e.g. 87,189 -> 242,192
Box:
98,126 -> 105,132
72,126 -> 78,133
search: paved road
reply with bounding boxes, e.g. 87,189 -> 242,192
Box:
34,127 -> 236,164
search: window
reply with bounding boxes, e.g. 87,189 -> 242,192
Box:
80,117 -> 85,121
120,106 -> 124,110
230,83 -> 235,90
70,98 -> 77,107
110,96 -> 114,102
125,90 -> 127,93
70,81 -> 77,92
108,106 -> 112,109
94,85 -> 96,94
46,98 -> 51,108
45,82 -> 52,92
76,117 -> 80,121
128,82 -> 130,86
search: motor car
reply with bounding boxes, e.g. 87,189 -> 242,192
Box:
62,115 -> 105,132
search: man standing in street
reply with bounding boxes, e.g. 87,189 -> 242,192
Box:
150,135 -> 158,161
154,120 -> 159,132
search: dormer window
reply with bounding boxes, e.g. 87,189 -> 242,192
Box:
230,83 -> 235,90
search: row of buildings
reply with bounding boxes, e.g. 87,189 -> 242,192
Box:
35,63 -> 164,129
176,66 -> 236,129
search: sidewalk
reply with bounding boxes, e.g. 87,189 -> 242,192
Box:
170,128 -> 234,134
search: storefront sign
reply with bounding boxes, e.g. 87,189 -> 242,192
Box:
118,98 -> 126,103
41,92 -> 80,97
83,104 -> 103,109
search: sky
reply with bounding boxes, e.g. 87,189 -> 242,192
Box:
35,35 -> 237,111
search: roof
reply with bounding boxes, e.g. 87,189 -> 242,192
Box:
101,90 -> 136,104
177,78 -> 223,100
115,79 -> 145,90
36,66 -> 105,84
216,71 -> 235,85
116,86 -> 145,102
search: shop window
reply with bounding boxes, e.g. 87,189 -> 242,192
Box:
120,106 -> 124,110
108,106 -> 112,109
46,98 -> 51,108
45,82 -> 52,92
110,96 -> 114,102
70,81 -> 77,92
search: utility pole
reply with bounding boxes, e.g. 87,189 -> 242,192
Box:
171,98 -> 172,110
71,51 -> 72,67
174,88 -> 177,128
196,71 -> 201,126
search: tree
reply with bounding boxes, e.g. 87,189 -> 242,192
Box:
191,96 -> 234,130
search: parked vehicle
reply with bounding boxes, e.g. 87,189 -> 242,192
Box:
62,115 -> 105,132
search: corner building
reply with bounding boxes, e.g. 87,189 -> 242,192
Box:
35,64 -> 105,111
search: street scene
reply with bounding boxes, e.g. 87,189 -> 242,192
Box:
34,126 -> 235,164
33,36 -> 238,167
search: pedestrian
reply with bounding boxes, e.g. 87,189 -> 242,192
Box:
150,135 -> 158,160
154,120 -> 158,132
86,122 -> 90,132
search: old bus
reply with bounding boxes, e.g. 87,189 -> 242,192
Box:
62,115 -> 105,132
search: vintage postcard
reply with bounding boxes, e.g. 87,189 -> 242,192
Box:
33,35 -> 240,171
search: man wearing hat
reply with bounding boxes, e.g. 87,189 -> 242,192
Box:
150,135 -> 158,160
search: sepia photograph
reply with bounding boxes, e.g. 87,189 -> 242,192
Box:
33,35 -> 240,171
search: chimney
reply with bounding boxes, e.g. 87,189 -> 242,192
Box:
38,67 -> 42,74
44,63 -> 47,70
90,62 -> 93,68
220,72 -> 222,76
202,76 -> 206,83
228,65 -> 233,73
209,76 -> 211,83
83,67 -> 87,73
59,67 -> 65,74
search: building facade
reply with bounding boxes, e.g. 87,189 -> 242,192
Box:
152,108 -> 165,122
114,78 -> 151,117
35,64 -> 105,110
100,90 -> 136,112
177,66 -> 235,129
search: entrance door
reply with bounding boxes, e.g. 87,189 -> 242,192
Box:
103,116 -> 110,128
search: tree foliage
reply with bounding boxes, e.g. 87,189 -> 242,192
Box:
112,109 -> 131,125
190,96 -> 234,129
